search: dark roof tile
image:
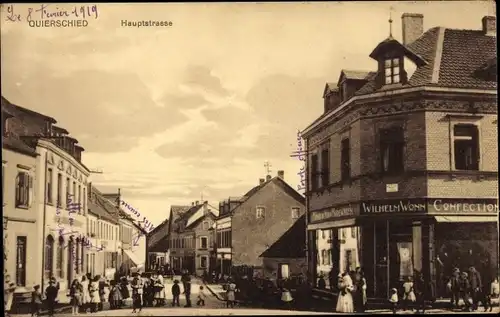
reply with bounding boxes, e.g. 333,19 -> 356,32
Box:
260,214 -> 306,258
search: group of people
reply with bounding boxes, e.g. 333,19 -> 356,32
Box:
334,267 -> 367,313
447,266 -> 499,312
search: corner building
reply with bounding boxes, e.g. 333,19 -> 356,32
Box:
301,14 -> 498,300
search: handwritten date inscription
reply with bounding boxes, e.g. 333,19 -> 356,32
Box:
4,4 -> 99,23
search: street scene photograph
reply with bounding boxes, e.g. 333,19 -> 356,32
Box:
1,1 -> 498,316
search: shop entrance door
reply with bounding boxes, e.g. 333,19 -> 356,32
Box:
374,221 -> 389,298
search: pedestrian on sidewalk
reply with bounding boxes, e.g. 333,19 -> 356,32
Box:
402,276 -> 416,311
448,267 -> 461,309
336,272 -> 354,313
197,286 -> 206,306
226,279 -> 236,308
353,267 -> 367,313
154,272 -> 166,306
4,274 -> 16,317
468,266 -> 482,311
109,280 -> 122,310
459,271 -> 472,312
31,285 -> 43,317
45,278 -> 59,317
89,276 -> 101,313
181,270 -> 192,307
80,275 -> 91,313
69,278 -> 83,316
171,280 -> 181,307
131,273 -> 144,313
389,288 -> 399,314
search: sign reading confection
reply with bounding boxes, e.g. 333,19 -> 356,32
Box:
428,199 -> 498,213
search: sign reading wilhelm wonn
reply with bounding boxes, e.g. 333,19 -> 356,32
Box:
361,199 -> 427,214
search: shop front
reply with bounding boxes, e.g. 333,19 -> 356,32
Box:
306,203 -> 360,292
307,198 -> 498,300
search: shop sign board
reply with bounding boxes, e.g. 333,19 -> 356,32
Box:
310,205 -> 356,222
360,199 -> 426,214
428,199 -> 498,213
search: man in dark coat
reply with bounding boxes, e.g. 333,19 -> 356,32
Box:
181,270 -> 192,307
450,268 -> 461,309
468,266 -> 482,311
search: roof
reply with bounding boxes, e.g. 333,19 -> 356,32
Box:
1,96 -> 56,123
53,126 -> 69,134
2,136 -> 38,157
322,82 -> 339,98
225,176 -> 305,219
355,27 -> 497,96
339,70 -> 373,82
88,200 -> 119,224
260,214 -> 306,258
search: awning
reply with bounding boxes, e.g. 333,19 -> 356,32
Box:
434,215 -> 498,223
123,249 -> 144,267
307,218 -> 356,230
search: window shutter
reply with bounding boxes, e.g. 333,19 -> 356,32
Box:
28,174 -> 33,207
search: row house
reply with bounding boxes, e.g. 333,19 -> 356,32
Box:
168,201 -> 217,276
213,170 -> 306,278
86,186 -> 121,279
146,218 -> 170,271
301,14 -> 498,299
1,96 -> 91,299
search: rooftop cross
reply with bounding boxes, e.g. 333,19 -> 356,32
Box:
389,6 -> 394,37
264,161 -> 272,176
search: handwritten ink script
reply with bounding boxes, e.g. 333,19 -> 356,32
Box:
4,4 -> 98,27
132,232 -> 143,247
119,200 -> 155,232
290,129 -> 306,193
57,194 -> 103,256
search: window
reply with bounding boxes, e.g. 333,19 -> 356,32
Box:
72,181 -> 76,208
291,207 -> 300,219
345,249 -> 357,272
351,227 -> 357,239
56,237 -> 63,278
47,168 -> 53,204
321,230 -> 326,239
82,188 -> 86,215
57,174 -> 62,207
380,127 -> 405,174
15,171 -> 31,208
454,124 -> 479,171
45,121 -> 52,136
78,185 -> 81,214
279,263 -> 290,279
66,177 -> 71,207
321,148 -> 330,186
384,58 -> 400,84
327,249 -> 332,265
75,240 -> 80,274
200,256 -> 208,269
341,228 -> 347,239
341,138 -> 351,181
256,206 -> 265,219
202,221 -> 209,230
311,154 -> 319,190
16,236 -> 27,286
44,236 -> 54,279
200,237 -> 208,249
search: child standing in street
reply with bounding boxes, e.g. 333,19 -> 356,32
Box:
389,288 -> 399,314
280,286 -> 293,309
197,285 -> 206,306
171,280 -> 181,307
30,285 -> 43,317
402,276 -> 416,311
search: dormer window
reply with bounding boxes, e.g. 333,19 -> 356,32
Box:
384,58 -> 400,85
45,122 -> 52,136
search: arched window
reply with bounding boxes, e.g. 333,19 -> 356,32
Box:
44,236 -> 54,279
56,237 -> 64,278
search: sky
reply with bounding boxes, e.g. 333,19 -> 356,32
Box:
1,1 -> 495,226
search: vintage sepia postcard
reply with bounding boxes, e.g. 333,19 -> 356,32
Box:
1,1 -> 498,316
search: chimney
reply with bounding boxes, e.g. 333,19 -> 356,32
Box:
192,202 -> 195,206
266,175 -> 272,182
277,170 -> 284,180
196,200 -> 199,205
482,16 -> 496,36
401,13 -> 424,45
259,178 -> 265,185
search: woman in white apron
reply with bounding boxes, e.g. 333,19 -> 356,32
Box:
80,275 -> 91,312
89,277 -> 101,312
336,272 -> 354,313
4,274 -> 16,316
154,274 -> 166,306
